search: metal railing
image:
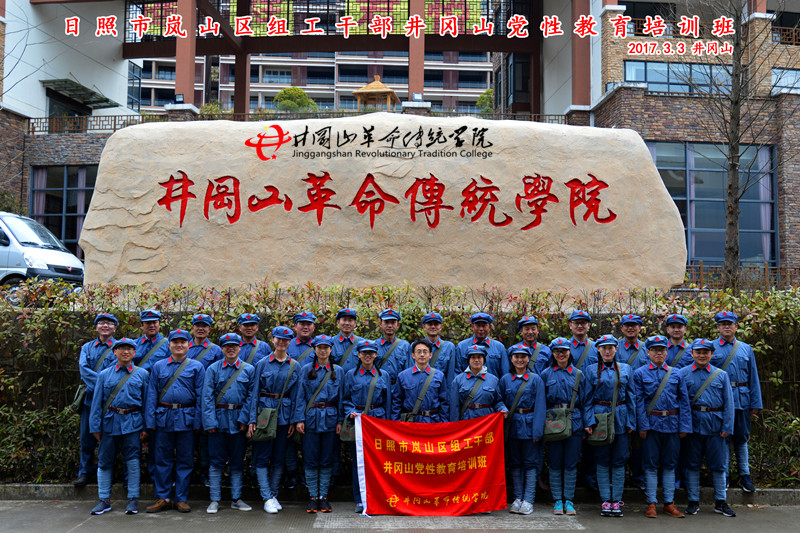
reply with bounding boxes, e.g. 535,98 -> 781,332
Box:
26,114 -> 168,135
677,262 -> 800,290
29,110 -> 567,134
626,18 -> 717,39
772,25 -> 800,45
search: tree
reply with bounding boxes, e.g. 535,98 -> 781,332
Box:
273,87 -> 318,112
671,0 -> 800,289
476,89 -> 494,115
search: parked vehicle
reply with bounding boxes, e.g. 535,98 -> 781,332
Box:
0,211 -> 84,287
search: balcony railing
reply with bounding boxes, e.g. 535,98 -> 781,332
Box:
27,114 -> 169,135
676,262 -> 800,290
626,18 -> 717,39
772,25 -> 800,45
28,110 -> 567,134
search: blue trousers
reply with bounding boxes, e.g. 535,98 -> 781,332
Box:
547,432 -> 582,501
642,431 -> 680,504
727,409 -> 751,476
208,430 -> 247,470
304,431 -> 337,499
153,430 -> 195,501
594,432 -> 630,467
97,432 -> 140,499
252,425 -> 291,500
507,438 -> 542,470
79,403 -> 98,478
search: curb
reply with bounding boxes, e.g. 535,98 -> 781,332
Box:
1,484 -> 797,506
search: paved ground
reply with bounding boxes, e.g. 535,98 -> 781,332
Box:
0,500 -> 796,533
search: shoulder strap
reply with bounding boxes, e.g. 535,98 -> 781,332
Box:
409,368 -> 437,417
527,344 -> 543,371
157,357 -> 192,403
246,340 -> 261,365
339,340 -> 358,368
670,345 -> 688,367
138,337 -> 167,367
610,365 -> 619,410
719,340 -> 740,371
304,367 -> 333,413
194,343 -> 215,362
568,369 -> 583,409
691,368 -> 724,406
297,344 -> 314,364
277,359 -> 297,401
459,374 -> 486,419
626,343 -> 642,366
377,340 -> 400,369
215,362 -> 248,404
363,371 -> 380,413
576,341 -> 593,369
646,366 -> 674,415
103,366 -> 139,412
430,343 -> 443,367
508,377 -> 531,414
93,344 -> 114,372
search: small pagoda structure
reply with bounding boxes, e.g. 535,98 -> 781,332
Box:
352,75 -> 401,111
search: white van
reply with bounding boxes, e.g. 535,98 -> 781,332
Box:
0,211 -> 84,286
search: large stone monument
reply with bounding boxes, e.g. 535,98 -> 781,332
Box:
80,112 -> 686,290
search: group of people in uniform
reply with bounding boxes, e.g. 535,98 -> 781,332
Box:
76,307 -> 761,519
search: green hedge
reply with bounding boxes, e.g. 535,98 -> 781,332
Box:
0,280 -> 798,485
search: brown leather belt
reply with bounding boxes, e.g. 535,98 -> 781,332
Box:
260,392 -> 280,398
159,402 -> 195,409
108,406 -> 140,414
310,402 -> 336,408
216,403 -> 243,410
550,403 -> 568,409
650,409 -> 679,417
516,407 -> 536,414
467,403 -> 493,409
419,409 -> 440,416
594,400 -> 627,406
692,405 -> 723,412
731,382 -> 748,387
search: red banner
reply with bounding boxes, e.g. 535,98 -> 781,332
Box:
355,412 -> 506,516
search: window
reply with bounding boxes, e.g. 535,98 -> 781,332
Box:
307,67 -> 335,85
424,70 -> 443,88
338,65 -> 368,83
648,142 -> 776,265
772,68 -> 800,91
250,96 -> 259,110
424,52 -> 444,61
251,65 -> 260,83
307,52 -> 335,58
337,96 -> 357,109
383,51 -> 408,57
316,99 -> 335,110
29,166 -> 98,259
156,65 -> 176,80
382,67 -> 408,84
153,89 -> 175,106
459,52 -> 489,62
459,72 -> 487,88
458,103 -> 478,113
339,51 -> 368,56
128,62 -> 142,112
262,70 -> 291,84
625,60 -> 731,94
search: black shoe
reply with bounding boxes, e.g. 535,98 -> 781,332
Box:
307,498 -> 318,513
685,501 -> 700,515
319,496 -> 332,513
738,476 -> 755,493
714,500 -> 736,517
284,469 -> 297,489
73,476 -> 88,487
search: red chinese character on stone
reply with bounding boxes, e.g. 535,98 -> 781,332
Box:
538,15 -> 562,37
248,186 -> 293,213
712,16 -> 735,37
565,174 -> 617,225
608,14 -> 630,38
573,14 -> 597,37
678,15 -> 699,38
65,16 -> 80,36
157,171 -> 196,228
404,14 -> 426,38
198,16 -> 220,36
245,125 -> 292,160
404,174 -> 454,229
204,176 -> 241,225
267,15 -> 289,36
507,14 -> 530,38
369,15 -> 393,39
439,15 -> 458,37
472,16 -> 494,36
349,174 -> 400,229
460,176 -> 513,227
642,15 -> 666,37
96,15 -> 118,37
336,16 -> 358,38
129,15 -> 152,39
164,14 -> 187,38
298,172 -> 341,226
301,17 -> 324,35
515,174 -> 559,230
235,16 -> 254,36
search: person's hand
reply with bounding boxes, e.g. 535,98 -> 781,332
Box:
350,412 -> 357,419
679,432 -> 687,438
751,408 -> 760,417
585,427 -> 593,435
720,431 -> 730,438
296,422 -> 305,434
139,431 -> 148,441
92,432 -> 101,442
287,425 -> 295,437
247,423 -> 256,438
207,428 -> 217,433
336,423 -> 342,435
501,410 -> 509,419
238,423 -> 246,432
639,430 -> 648,440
